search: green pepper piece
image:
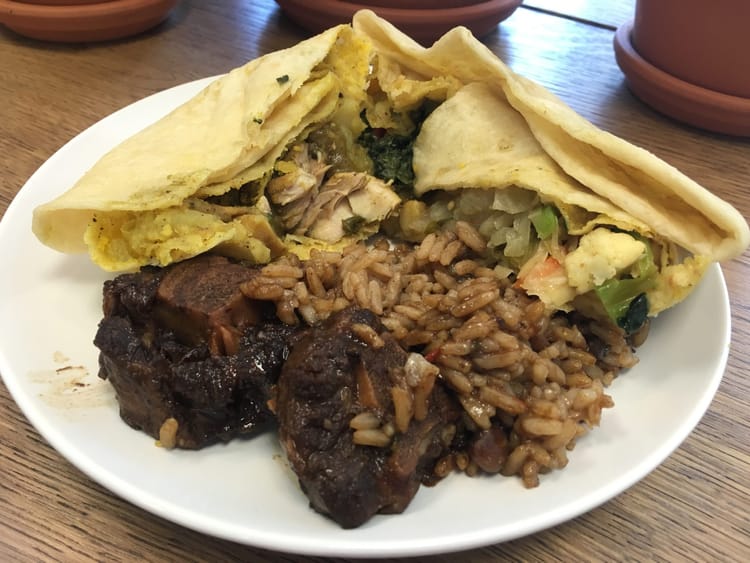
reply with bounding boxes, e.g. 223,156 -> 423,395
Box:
594,237 -> 657,333
529,205 -> 558,240
595,278 -> 654,330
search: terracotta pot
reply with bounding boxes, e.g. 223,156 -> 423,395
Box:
0,0 -> 179,42
276,0 -> 523,45
355,0 -> 484,8
613,0 -> 750,136
14,1 -> 114,5
632,0 -> 750,98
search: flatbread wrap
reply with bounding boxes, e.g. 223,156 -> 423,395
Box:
32,10 -> 749,333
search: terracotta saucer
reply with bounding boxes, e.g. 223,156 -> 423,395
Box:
274,0 -> 523,45
363,0 -> 484,7
0,0 -> 179,43
14,1 -> 115,5
613,21 -> 750,137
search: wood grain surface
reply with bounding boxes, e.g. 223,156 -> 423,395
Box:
2,1 -> 749,561
522,0 -> 635,29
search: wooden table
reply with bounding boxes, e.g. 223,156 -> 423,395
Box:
2,1 -> 749,560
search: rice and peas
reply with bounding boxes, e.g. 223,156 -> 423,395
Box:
242,217 -> 638,488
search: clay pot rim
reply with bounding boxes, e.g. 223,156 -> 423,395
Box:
355,0 -> 486,8
275,0 -> 523,46
13,1 -> 116,5
276,0 -> 522,24
0,0 -> 179,42
613,20 -> 750,136
0,0 -> 170,20
0,0 -> 179,22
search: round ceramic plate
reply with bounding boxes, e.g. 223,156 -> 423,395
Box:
0,78 -> 732,558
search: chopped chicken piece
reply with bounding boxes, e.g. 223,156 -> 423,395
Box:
305,172 -> 401,242
267,144 -> 330,229
267,143 -> 401,243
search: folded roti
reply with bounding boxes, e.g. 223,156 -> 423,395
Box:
352,11 -> 747,262
32,10 -> 748,320
351,10 -> 747,316
33,24 -> 375,270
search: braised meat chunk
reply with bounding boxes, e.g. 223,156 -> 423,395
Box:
276,307 -> 459,528
94,255 -> 299,449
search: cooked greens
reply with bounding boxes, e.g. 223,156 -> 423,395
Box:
357,101 -> 439,192
358,128 -> 416,187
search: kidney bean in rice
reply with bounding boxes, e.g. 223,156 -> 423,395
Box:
241,224 -> 639,488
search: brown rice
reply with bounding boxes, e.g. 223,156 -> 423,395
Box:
240,224 -> 637,488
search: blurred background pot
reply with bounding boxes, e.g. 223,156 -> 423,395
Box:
276,0 -> 523,45
0,0 -> 179,42
633,0 -> 750,98
614,0 -> 750,136
13,1 -> 115,5
358,0 -> 485,8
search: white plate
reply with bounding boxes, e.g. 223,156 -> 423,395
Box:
0,78 -> 732,558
